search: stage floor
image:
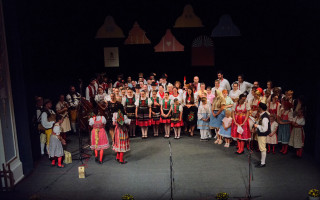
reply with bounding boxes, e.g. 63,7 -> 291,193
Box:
3,131 -> 320,200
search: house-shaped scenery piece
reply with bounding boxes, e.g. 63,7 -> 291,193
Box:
154,29 -> 184,52
211,14 -> 241,37
124,21 -> 151,44
174,4 -> 203,28
96,15 -> 125,38
192,35 -> 214,66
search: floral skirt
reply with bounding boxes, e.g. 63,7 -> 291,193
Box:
113,125 -> 130,152
90,128 -> 110,150
183,106 -> 198,126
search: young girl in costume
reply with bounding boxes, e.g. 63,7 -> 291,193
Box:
124,88 -> 136,137
135,90 -> 152,138
89,110 -> 110,164
218,110 -> 233,147
171,99 -> 183,139
160,92 -> 172,138
151,90 -> 161,136
197,97 -> 211,141
266,114 -> 278,154
49,115 -> 66,168
289,109 -> 305,157
277,100 -> 292,155
113,105 -> 131,164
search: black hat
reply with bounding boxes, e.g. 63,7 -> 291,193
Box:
259,102 -> 267,111
151,82 -> 158,86
149,72 -> 156,77
43,99 -> 52,106
135,85 -> 141,89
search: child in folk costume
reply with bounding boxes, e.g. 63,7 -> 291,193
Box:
231,94 -> 251,154
277,100 -> 293,155
151,90 -> 161,136
268,94 -> 281,116
123,88 -> 136,137
210,90 -> 226,144
171,99 -> 184,139
89,111 -> 110,164
113,105 -> 131,164
289,109 -> 306,158
160,92 -> 172,138
266,114 -> 278,154
197,97 -> 211,141
135,90 -> 152,138
206,86 -> 215,105
49,115 -> 66,168
218,110 -> 233,147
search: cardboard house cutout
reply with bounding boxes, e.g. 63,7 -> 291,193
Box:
96,16 -> 125,38
211,14 -> 241,37
174,4 -> 203,28
154,29 -> 184,52
124,21 -> 151,44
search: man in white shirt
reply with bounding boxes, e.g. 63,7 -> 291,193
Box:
247,81 -> 260,102
193,76 -> 201,93
211,79 -> 222,95
229,82 -> 242,102
237,74 -> 253,94
254,102 -> 270,168
86,78 -> 97,103
217,70 -> 231,92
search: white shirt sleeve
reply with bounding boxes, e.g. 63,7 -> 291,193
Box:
36,109 -> 42,121
135,99 -> 140,107
102,116 -> 106,124
257,117 -> 269,133
296,117 -> 305,126
89,118 -> 94,126
148,98 -> 152,107
226,79 -> 231,91
41,112 -> 54,129
85,87 -> 90,101
179,105 -> 183,112
53,125 -> 61,135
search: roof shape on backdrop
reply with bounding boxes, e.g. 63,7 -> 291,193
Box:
124,21 -> 151,45
191,35 -> 214,66
96,15 -> 125,38
174,4 -> 203,28
211,14 -> 241,37
154,29 -> 184,52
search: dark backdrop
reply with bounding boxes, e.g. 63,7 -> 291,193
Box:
4,0 -> 320,163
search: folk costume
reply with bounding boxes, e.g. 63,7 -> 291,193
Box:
255,108 -> 271,168
197,102 -> 211,140
41,108 -> 56,153
135,96 -> 152,138
231,102 -> 251,154
277,108 -> 292,154
289,115 -> 305,157
66,92 -> 80,133
89,115 -> 110,164
56,101 -> 71,140
113,110 -> 131,164
266,121 -> 278,153
151,96 -> 161,136
124,95 -> 136,137
86,84 -> 97,104
209,90 -> 226,129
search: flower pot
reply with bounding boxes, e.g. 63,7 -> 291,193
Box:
309,196 -> 320,200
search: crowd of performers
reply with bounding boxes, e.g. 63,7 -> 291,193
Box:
34,71 -> 306,168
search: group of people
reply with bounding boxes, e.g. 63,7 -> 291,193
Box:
34,71 -> 306,168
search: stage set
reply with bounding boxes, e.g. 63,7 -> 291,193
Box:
1,0 -> 320,200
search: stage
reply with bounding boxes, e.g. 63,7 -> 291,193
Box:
3,132 -> 320,200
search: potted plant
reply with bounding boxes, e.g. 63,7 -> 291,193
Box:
122,194 -> 134,200
216,192 -> 229,200
308,189 -> 320,200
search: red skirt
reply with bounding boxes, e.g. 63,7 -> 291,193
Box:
151,119 -> 161,125
160,118 -> 171,124
90,128 -> 110,150
171,120 -> 184,127
231,114 -> 251,140
136,119 -> 152,127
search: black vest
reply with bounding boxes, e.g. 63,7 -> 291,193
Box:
257,112 -> 271,136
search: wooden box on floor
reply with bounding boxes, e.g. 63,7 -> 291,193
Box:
78,166 -> 85,178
